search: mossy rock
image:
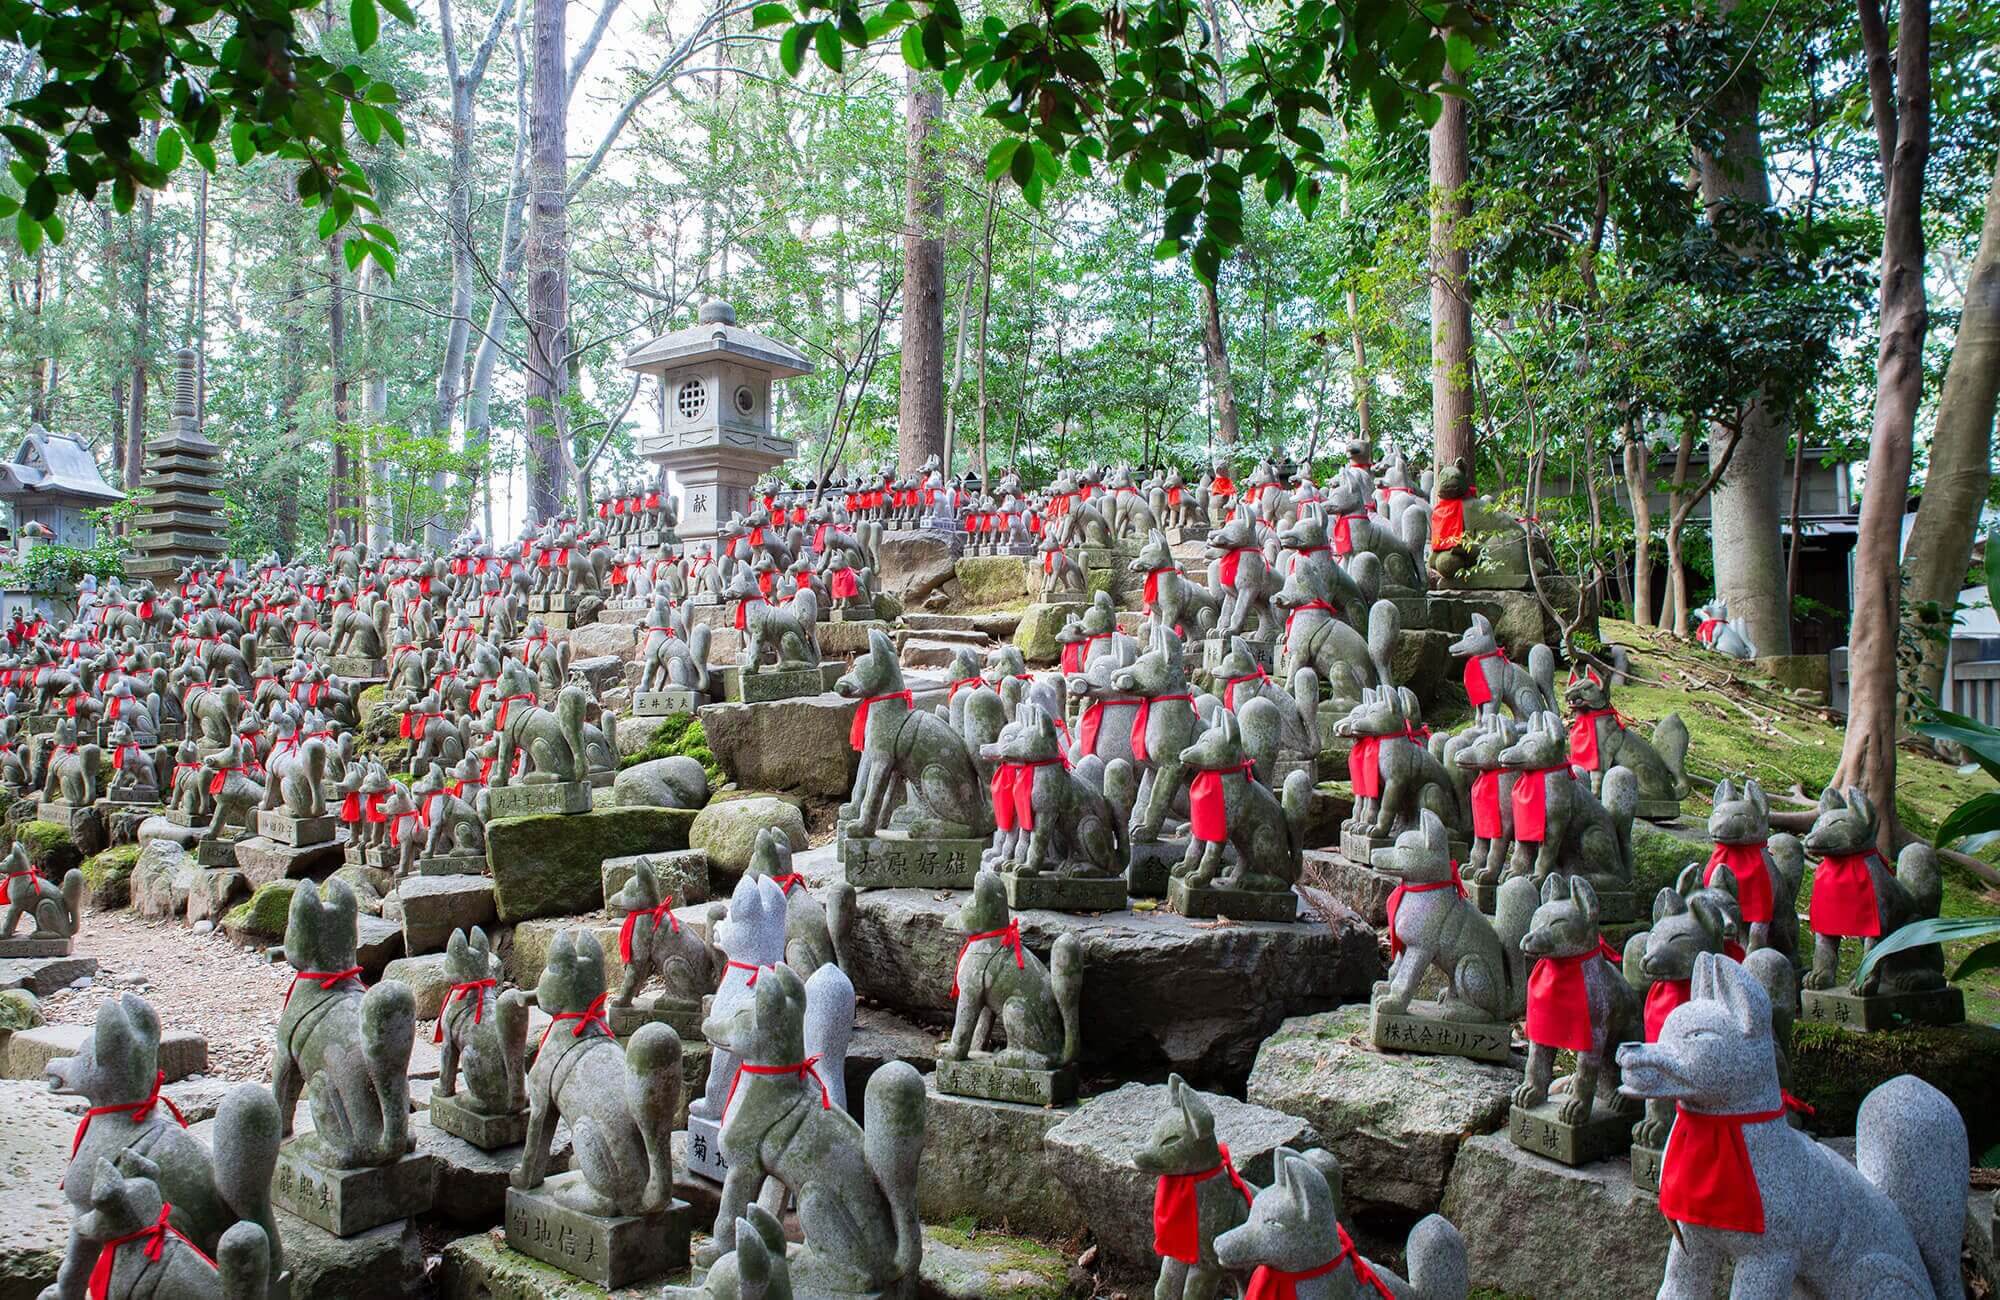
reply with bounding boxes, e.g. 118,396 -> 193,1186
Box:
223,879 -> 302,944
79,843 -> 143,910
17,820 -> 82,876
487,806 -> 697,923
1012,603 -> 1074,665
355,684 -> 410,766
1629,819 -> 1707,898
1791,1019 -> 2000,1161
0,987 -> 41,1034
954,556 -> 1035,610
616,712 -> 722,787
920,1224 -> 1079,1299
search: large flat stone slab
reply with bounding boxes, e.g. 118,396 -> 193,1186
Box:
0,955 -> 97,996
3,1023 -> 207,1082
801,844 -> 1380,1085
1245,1002 -> 1521,1216
0,1080 -> 74,1298
398,873 -> 497,955
698,692 -> 862,799
440,1231 -> 692,1299
488,807 -> 696,923
277,1209 -> 430,1300
1440,1132 -> 1669,1298
233,834 -> 344,888
918,1074 -> 1081,1239
415,1111 -> 572,1224
1044,1079 -> 1319,1275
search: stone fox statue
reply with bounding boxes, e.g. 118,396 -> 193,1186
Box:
699,963 -> 926,1298
607,859 -> 723,1012
1513,874 -> 1640,1127
1134,1074 -> 1254,1300
434,926 -> 529,1121
45,994 -> 283,1300
1448,613 -> 1556,722
1,842 -> 84,940
1704,777 -> 1803,965
492,680 -> 592,785
1376,813 -> 1535,1024
1801,785 -> 1948,996
271,878 -> 417,1168
837,628 -> 993,839
1618,953 -> 1966,1300
1215,1147 -> 1469,1300
1563,665 -> 1689,812
943,871 -> 1083,1071
1174,710 -> 1313,892
742,826 -> 854,978
66,1157 -> 273,1300
979,704 -> 1125,879
515,928 -> 681,1217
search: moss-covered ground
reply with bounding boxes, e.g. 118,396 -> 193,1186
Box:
617,711 -> 723,787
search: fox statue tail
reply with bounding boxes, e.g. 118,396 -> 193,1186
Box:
1365,598 -> 1400,689
217,1221 -> 273,1300
1051,932 -> 1084,1068
1653,713 -> 1691,798
1858,1075 -> 1967,1300
1602,766 -> 1638,879
1405,1213 -> 1470,1300
1494,875 -> 1538,1018
1526,643 -> 1558,713
556,685 -> 590,783
803,963 -> 856,1111
863,1062 -> 927,1285
213,1083 -> 284,1281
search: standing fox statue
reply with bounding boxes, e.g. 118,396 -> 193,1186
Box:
1619,952 -> 1967,1300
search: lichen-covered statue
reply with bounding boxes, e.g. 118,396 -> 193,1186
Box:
1,841 -> 84,947
430,926 -> 530,1148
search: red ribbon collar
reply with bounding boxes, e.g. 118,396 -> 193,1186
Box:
283,966 -> 363,1007
1245,1224 -> 1394,1300
850,690 -> 913,751
618,901 -> 680,961
1658,1094 -> 1813,1234
534,991 -> 611,1059
952,920 -> 1025,997
434,979 -> 499,1043
86,1202 -> 213,1300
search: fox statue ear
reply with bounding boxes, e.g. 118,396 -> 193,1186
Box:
1691,950 -> 1767,1037
1818,783 -> 1844,813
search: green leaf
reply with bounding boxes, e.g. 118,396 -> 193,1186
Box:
813,21 -> 843,71
779,24 -> 810,76
1153,237 -> 1181,258
899,24 -> 926,66
364,82 -> 400,104
1413,91 -> 1442,128
1935,790 -> 2000,850
155,128 -> 184,172
1985,527 -> 2000,616
343,234 -> 369,270
752,2 -> 791,27
838,7 -> 866,46
229,122 -> 256,165
1913,708 -> 2000,783
1952,938 -> 2000,982
0,196 -> 17,218
15,209 -> 40,255
41,212 -> 62,244
376,0 -> 416,25
377,109 -> 406,147
318,205 -> 339,239
985,138 -> 1020,183
189,141 -> 217,172
351,0 -> 380,50
1853,916 -> 2000,990
1009,137 -> 1034,186
350,100 -> 381,145
1445,30 -> 1475,72
1192,239 -> 1220,286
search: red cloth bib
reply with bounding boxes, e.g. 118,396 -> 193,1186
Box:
1385,864 -> 1464,959
1511,766 -> 1567,843
1130,693 -> 1193,764
1331,513 -> 1366,557
1809,850 -> 1882,937
1218,547 -> 1257,588
1189,762 -> 1253,843
1142,567 -> 1177,610
1524,941 -> 1620,1051
1705,841 -> 1775,924
952,921 -> 1024,997
831,568 -> 860,599
1567,708 -> 1621,771
1152,1143 -> 1254,1263
850,691 -> 912,751
1463,649 -> 1505,708
87,1203 -> 213,1300
1430,496 -> 1467,551
1643,977 -> 1691,1043
1471,770 -> 1504,838
1658,1101 -> 1789,1234
1347,735 -> 1385,800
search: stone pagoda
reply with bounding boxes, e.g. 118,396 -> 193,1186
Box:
127,347 -> 227,583
622,299 -> 812,546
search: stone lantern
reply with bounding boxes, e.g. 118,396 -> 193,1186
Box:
623,300 -> 812,545
0,425 -> 124,623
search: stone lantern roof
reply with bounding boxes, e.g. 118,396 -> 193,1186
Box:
622,300 -> 811,381
0,427 -> 124,505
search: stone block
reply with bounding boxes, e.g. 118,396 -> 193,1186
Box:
271,1136 -> 437,1237
398,874 -> 497,956
1167,878 -> 1301,922
0,1080 -> 73,1297
3,1023 -> 206,1082
232,835 -> 343,888
612,755 -> 710,811
1440,1132 -> 1669,1298
1301,849 -> 1394,926
688,796 -> 804,878
1044,1079 -> 1319,1275
417,852 -> 487,877
487,807 -> 696,923
0,938 -> 68,959
822,844 -> 1380,1085
487,781 -> 593,820
1371,1000 -> 1514,1063
0,955 -> 97,996
194,835 -> 241,868
934,1056 -> 1075,1106
714,665 -> 823,703
186,867 -> 249,924
919,1076 -> 1081,1238
601,850 -> 710,909
1011,602 -> 1074,664
257,810 -> 337,847
440,1231 -> 687,1300
1000,871 -> 1126,914
275,1211 -> 429,1300
843,833 -> 982,890
698,692 -> 861,799
1508,1098 -> 1637,1166
505,1177 -> 690,1289
355,914 -> 405,977
917,1225 -> 1074,1300
380,952 -> 454,1019
1798,985 -> 1965,1032
415,1105 -> 558,1218
1246,1002 -> 1520,1216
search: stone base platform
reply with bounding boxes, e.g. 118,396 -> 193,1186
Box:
609,996 -> 705,1039
1371,999 -> 1513,1063
1302,849 -> 1395,926
1508,1098 -> 1636,1166
715,665 -> 821,704
272,1136 -> 438,1236
999,870 -> 1125,914
1798,984 -> 1965,1032
1166,878 -> 1299,922
918,1075 -> 1080,1238
195,835 -> 243,868
427,1089 -> 529,1150
416,1108 -> 570,1224
683,1111 -> 726,1184
258,810 -> 337,847
0,936 -> 70,959
841,832 -> 981,890
329,655 -> 387,680
0,953 -> 97,995
1124,839 -> 1180,897
634,688 -> 700,716
935,1056 -> 1076,1105
505,1175 -> 691,1288
488,780 -> 592,820
418,852 -> 487,876
1630,1142 -> 1663,1194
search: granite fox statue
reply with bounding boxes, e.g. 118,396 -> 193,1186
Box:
980,704 -> 1126,879
607,858 -> 724,1012
1215,1147 -> 1469,1300
696,1204 -> 793,1300
434,926 -> 529,1121
1690,598 -> 1757,660
1704,777 -> 1803,965
65,1157 -> 273,1300
1,842 -> 84,940
1203,511 -> 1280,641
1376,812 -> 1535,1025
1334,685 -> 1464,840
1514,875 -> 1640,1126
699,962 -> 926,1298
1618,953 -> 1966,1300
838,629 -> 993,839
1134,1073 -> 1254,1300
1801,785 -> 1947,995
1210,635 -> 1318,774
271,877 -> 417,1168
45,994 -> 283,1299
515,928 -> 681,1215
1174,709 -> 1312,892
1448,716 -> 1520,884
1448,614 -> 1555,721
690,876 -> 791,1127
1112,625 -> 1208,842
944,872 -> 1082,1071
1129,530 -> 1218,637
1498,713 -> 1636,888
1563,665 -> 1689,812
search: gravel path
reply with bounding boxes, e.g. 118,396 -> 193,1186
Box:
38,906 -> 293,1082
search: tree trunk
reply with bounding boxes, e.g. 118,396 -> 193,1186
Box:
1693,6 -> 1791,656
1834,0 -> 1930,851
523,0 -> 570,524
359,260 -> 390,546
942,252 -> 978,476
466,19 -> 531,539
276,264 -> 304,559
1429,59 -> 1474,475
897,69 -> 945,476
328,237 -> 353,542
190,169 -> 208,429
123,191 -> 153,491
974,194 -> 996,483
1622,418 -> 1654,626
1904,148 -> 2000,702
1198,284 -> 1240,446
1664,417 -> 1696,633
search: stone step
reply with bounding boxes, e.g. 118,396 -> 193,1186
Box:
3,1022 -> 207,1082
